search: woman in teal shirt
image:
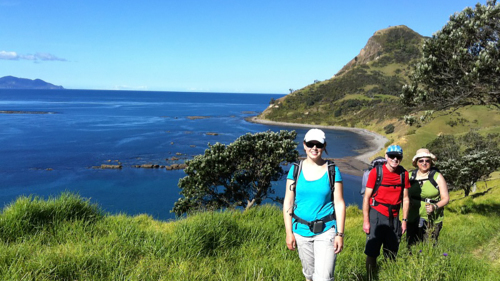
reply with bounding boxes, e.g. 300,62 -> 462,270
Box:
283,129 -> 346,281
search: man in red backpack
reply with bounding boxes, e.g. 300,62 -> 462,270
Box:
362,145 -> 410,277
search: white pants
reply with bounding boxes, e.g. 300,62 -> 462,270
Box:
295,227 -> 337,281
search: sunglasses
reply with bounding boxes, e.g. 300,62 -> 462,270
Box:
305,141 -> 325,149
418,159 -> 432,164
388,155 -> 402,161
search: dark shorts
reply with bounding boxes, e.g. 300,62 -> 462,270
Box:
407,219 -> 443,246
364,208 -> 402,259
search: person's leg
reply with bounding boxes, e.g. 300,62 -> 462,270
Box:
295,233 -> 314,281
366,255 -> 377,279
312,227 -> 336,281
382,217 -> 402,260
406,219 -> 419,248
365,209 -> 382,278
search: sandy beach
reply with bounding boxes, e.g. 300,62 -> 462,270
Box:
247,117 -> 389,176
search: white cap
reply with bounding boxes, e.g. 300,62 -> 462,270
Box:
304,129 -> 326,144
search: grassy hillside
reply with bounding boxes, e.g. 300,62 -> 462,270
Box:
260,25 -> 425,127
1,181 -> 499,280
358,105 -> 500,168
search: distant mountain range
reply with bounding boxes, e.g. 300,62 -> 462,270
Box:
0,76 -> 64,89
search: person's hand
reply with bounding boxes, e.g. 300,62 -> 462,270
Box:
363,221 -> 370,234
286,233 -> 296,250
425,203 -> 436,214
334,236 -> 343,254
401,220 -> 407,235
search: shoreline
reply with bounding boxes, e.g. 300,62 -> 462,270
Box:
247,117 -> 389,176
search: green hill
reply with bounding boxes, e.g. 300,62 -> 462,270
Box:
260,25 -> 425,128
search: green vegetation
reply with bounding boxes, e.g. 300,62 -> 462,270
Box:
401,0 -> 500,109
1,181 -> 499,280
427,130 -> 500,196
173,131 -> 298,216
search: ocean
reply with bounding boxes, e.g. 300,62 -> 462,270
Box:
0,89 -> 366,220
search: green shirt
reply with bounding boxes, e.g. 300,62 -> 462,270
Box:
408,170 -> 444,224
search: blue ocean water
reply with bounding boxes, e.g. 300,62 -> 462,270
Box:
0,89 -> 365,220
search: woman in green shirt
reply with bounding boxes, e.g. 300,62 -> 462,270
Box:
407,148 -> 450,246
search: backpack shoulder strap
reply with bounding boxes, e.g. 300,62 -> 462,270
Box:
428,168 -> 439,190
372,164 -> 384,195
409,169 -> 418,182
290,160 -> 303,191
326,160 -> 336,204
326,160 -> 336,190
399,166 -> 407,187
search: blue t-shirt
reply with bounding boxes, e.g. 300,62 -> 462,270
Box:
287,164 -> 342,237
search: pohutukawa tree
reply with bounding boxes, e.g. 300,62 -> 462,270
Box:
427,130 -> 500,196
172,130 -> 299,216
401,0 -> 500,109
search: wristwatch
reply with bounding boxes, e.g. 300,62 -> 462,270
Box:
336,232 -> 344,237
402,218 -> 408,222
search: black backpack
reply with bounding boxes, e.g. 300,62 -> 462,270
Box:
290,159 -> 337,193
409,167 -> 440,190
360,157 -> 386,197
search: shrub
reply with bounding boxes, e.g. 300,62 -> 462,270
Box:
384,124 -> 395,134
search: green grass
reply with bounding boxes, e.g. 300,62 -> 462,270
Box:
1,181 -> 499,280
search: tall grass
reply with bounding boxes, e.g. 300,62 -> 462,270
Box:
0,181 -> 499,280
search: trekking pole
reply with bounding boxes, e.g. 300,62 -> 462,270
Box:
424,198 -> 436,238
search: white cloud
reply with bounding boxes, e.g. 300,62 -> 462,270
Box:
34,52 -> 66,61
0,51 -> 19,60
112,85 -> 149,91
0,50 -> 66,62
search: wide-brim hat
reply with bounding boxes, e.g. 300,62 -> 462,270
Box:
412,148 -> 437,167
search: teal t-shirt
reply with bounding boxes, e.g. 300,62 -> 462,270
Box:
287,164 -> 342,237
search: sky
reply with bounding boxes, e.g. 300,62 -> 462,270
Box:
0,0 -> 486,94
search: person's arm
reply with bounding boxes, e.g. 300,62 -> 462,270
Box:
283,178 -> 296,250
428,174 -> 450,212
362,187 -> 373,234
402,188 -> 410,234
333,181 -> 345,254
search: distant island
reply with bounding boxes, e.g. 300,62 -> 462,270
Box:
0,76 -> 64,89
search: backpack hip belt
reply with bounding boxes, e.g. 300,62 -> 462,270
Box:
411,196 -> 438,204
292,213 -> 336,234
371,199 -> 400,228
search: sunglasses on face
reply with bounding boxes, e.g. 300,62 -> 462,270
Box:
305,141 -> 324,149
388,155 -> 402,161
418,159 -> 432,164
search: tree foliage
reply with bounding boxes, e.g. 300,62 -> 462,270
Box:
401,0 -> 500,109
427,130 -> 500,196
172,130 -> 299,216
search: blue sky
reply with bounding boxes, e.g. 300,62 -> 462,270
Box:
0,0 -> 484,93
